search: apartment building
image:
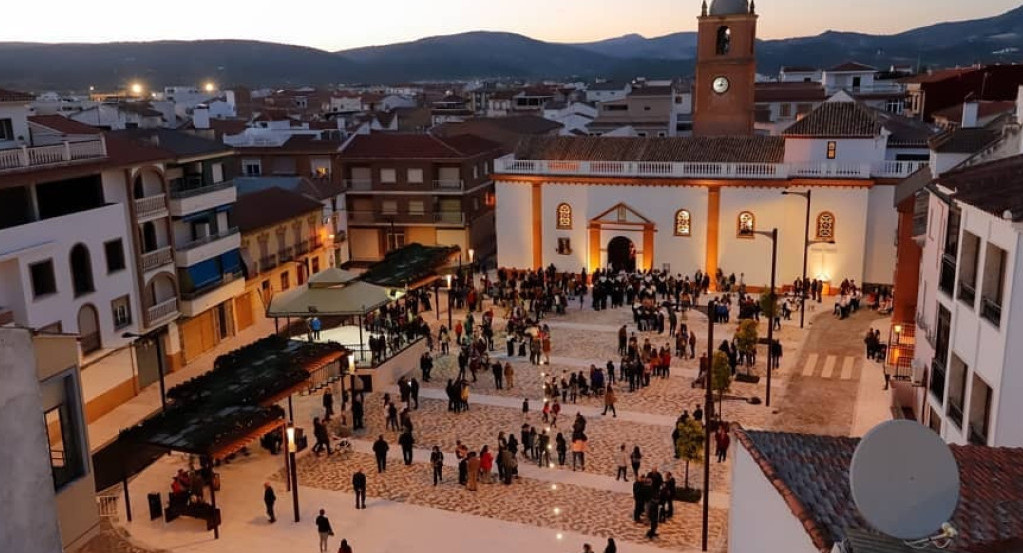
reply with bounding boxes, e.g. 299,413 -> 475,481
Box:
234,186 -> 330,318
912,155 -> 1023,447
338,133 -> 504,263
1,327 -> 99,552
587,84 -> 690,137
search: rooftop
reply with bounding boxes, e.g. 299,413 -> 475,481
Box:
930,127 -> 1003,154
338,132 -> 502,159
755,82 -> 828,103
827,61 -> 878,73
782,100 -> 883,138
0,88 -> 36,102
27,114 -> 102,135
932,101 -> 1017,123
110,128 -> 233,159
736,429 -> 1023,553
940,153 -> 1023,222
233,186 -> 326,232
513,135 -> 786,164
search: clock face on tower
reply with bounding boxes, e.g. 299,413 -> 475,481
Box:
712,76 -> 730,94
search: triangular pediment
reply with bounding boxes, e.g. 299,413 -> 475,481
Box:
591,203 -> 654,226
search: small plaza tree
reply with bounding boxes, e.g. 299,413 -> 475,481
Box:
712,350 -> 732,420
759,291 -> 779,323
733,319 -> 759,381
674,417 -> 705,500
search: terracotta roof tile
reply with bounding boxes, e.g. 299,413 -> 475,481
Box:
512,135 -> 785,163
338,133 -> 502,159
736,429 -> 1023,553
0,88 -> 34,102
782,101 -> 883,138
930,127 -> 1002,154
234,186 -> 324,233
828,61 -> 877,72
28,115 -> 102,135
940,153 -> 1023,222
932,101 -> 1017,123
899,68 -> 977,85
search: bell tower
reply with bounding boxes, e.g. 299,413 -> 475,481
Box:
692,0 -> 757,136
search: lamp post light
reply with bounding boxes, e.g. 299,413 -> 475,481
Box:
751,228 -> 779,408
446,274 -> 454,329
781,190 -> 811,328
691,299 -> 717,552
286,425 -> 300,522
122,331 -> 167,411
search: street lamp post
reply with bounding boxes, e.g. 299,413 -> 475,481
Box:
752,229 -> 779,407
122,331 -> 166,411
691,299 -> 716,552
286,425 -> 300,522
446,274 -> 454,329
782,190 -> 811,329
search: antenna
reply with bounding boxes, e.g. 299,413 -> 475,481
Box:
850,420 -> 960,542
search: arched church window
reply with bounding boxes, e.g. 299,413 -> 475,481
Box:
716,26 -> 731,55
674,209 -> 692,237
816,211 -> 836,241
737,211 -> 755,238
556,203 -> 573,230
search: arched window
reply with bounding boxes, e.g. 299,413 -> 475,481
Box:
737,211 -> 755,238
70,243 -> 95,297
556,203 -> 573,229
674,209 -> 692,237
716,26 -> 731,55
816,211 -> 836,241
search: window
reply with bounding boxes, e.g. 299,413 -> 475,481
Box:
946,354 -> 967,429
556,203 -> 573,229
104,239 -> 126,273
886,99 -> 904,114
380,168 -> 397,183
716,26 -> 731,55
674,209 -> 692,237
280,271 -> 290,291
815,212 -> 835,241
852,76 -> 862,88
111,295 -> 132,329
69,243 -> 95,297
44,375 -> 85,491
657,132 -> 667,137
408,200 -> 425,215
557,237 -> 572,255
30,259 -> 57,298
242,159 -> 261,176
637,132 -> 648,138
779,103 -> 792,118
980,243 -> 1007,327
737,211 -> 755,238
381,200 -> 398,215
826,141 -> 837,160
314,166 -> 329,178
386,229 -> 406,251
0,118 -> 13,141
407,168 -> 424,184
957,232 -> 980,307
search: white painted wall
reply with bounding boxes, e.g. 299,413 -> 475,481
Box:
729,444 -> 820,553
0,103 -> 31,149
495,181 -> 533,269
863,185 -> 898,284
783,136 -> 887,164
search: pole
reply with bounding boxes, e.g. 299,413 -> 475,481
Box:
290,449 -> 299,522
122,476 -> 132,522
447,288 -> 453,329
283,425 -> 291,492
766,228 -> 778,408
702,299 -> 714,552
358,313 -> 365,366
209,475 -> 219,539
800,191 -> 811,329
155,335 -> 167,412
288,395 -> 294,423
435,280 -> 440,321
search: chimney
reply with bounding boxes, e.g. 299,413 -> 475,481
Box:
961,100 -> 979,128
193,105 -> 211,129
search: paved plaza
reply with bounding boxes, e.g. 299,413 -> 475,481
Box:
87,290 -> 892,553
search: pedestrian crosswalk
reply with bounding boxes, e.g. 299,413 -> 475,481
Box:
797,353 -> 862,381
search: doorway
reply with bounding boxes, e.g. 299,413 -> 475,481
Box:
607,236 -> 637,273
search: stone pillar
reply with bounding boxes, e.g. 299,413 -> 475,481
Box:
705,187 -> 721,287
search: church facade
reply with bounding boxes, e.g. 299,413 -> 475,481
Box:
493,0 -> 934,290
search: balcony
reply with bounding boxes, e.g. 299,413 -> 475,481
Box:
435,211 -> 465,225
433,179 -> 464,190
938,254 -> 956,296
179,273 -> 244,317
278,247 -> 294,263
258,255 -> 278,273
344,179 -> 373,191
980,297 -> 1002,327
295,240 -> 310,256
347,211 -> 465,226
174,227 -> 240,267
168,180 -> 236,216
946,398 -> 964,429
134,194 -> 168,220
144,297 -> 179,328
957,281 -> 976,307
929,359 -> 946,401
140,246 -> 174,273
0,136 -> 107,173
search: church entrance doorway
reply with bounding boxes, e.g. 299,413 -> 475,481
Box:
607,236 -> 636,273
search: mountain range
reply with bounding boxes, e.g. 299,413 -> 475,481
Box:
1,5 -> 1022,90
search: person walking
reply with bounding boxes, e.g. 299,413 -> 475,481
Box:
322,388 -> 334,421
715,426 -> 731,463
352,469 -> 367,509
604,538 -> 617,553
504,362 -> 515,389
555,432 -> 568,466
630,446 -> 643,480
312,417 -> 332,456
351,393 -> 365,430
602,384 -> 617,417
398,429 -> 415,465
645,497 -> 660,539
571,435 -> 587,471
338,539 -> 354,553
263,482 -> 276,523
315,509 -> 334,552
372,435 -> 389,472
466,451 -> 480,491
410,377 -> 420,410
615,444 -> 628,481
430,446 -> 444,485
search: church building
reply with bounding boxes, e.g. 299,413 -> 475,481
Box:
493,0 -> 935,290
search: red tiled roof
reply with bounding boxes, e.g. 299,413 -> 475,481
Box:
512,135 -> 785,164
0,88 -> 34,102
28,115 -> 102,135
899,68 -> 977,85
782,100 -> 882,138
209,119 -> 249,138
827,61 -> 877,72
932,101 -> 1017,122
940,153 -> 1023,222
102,134 -> 175,166
338,133 -> 502,159
234,186 -> 324,233
736,429 -> 1023,553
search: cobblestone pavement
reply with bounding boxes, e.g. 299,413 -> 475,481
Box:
277,450 -> 727,551
79,519 -> 164,553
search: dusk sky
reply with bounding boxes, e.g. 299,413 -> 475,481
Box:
5,0 -> 1021,51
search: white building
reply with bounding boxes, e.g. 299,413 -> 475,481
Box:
584,81 -> 632,103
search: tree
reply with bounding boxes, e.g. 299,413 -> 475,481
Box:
674,417 -> 704,490
733,319 -> 759,375
759,291 -> 779,322
711,351 -> 732,418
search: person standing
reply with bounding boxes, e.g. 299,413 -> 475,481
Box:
398,429 -> 415,465
352,469 -> 367,509
312,417 -> 332,456
630,446 -> 643,480
351,392 -> 365,430
420,351 -> 433,382
310,316 -> 322,340
602,384 -> 617,417
263,482 -> 276,523
410,377 -> 420,410
492,361 -> 503,389
632,478 -> 647,522
466,451 -> 480,491
715,426 -> 731,463
604,538 -> 617,553
430,446 -> 444,485
504,362 -> 515,389
571,435 -> 587,471
555,432 -> 567,466
646,497 -> 660,539
615,444 -> 628,481
322,388 -> 334,421
338,539 -> 354,553
372,435 -> 389,472
315,509 -> 334,552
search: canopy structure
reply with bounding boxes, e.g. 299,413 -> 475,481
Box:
359,243 -> 461,289
266,279 -> 400,317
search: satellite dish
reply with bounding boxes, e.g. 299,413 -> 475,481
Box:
850,420 -> 960,540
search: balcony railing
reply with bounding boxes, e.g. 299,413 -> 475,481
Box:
140,246 -> 173,272
180,271 -> 240,301
435,211 -> 465,224
168,179 -> 234,199
295,240 -> 310,256
344,179 -> 373,190
0,136 -> 107,172
981,297 -> 1002,327
494,157 -> 929,180
957,281 -> 976,306
938,254 -> 957,296
968,424 -> 988,446
929,359 -> 946,401
145,297 -> 179,327
346,210 -> 465,225
433,179 -> 464,190
258,255 -> 278,273
134,194 -> 168,219
946,398 -> 964,429
278,247 -> 294,263
176,227 -> 239,252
